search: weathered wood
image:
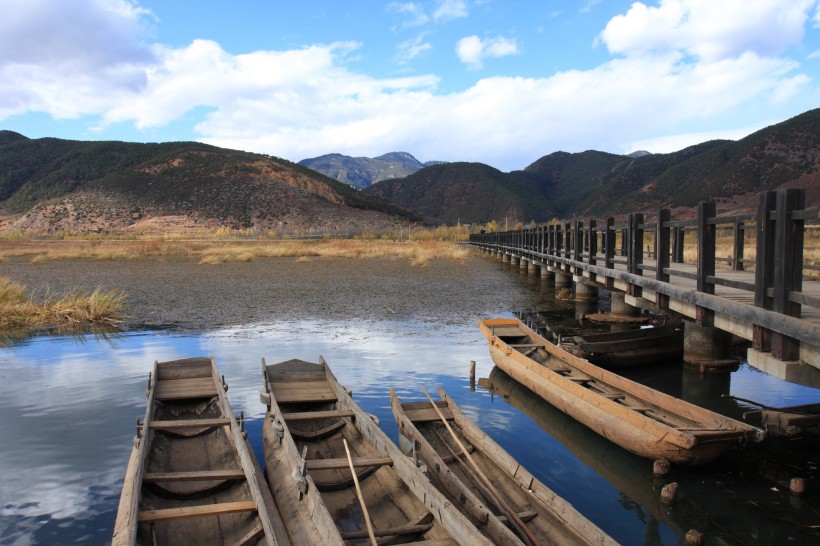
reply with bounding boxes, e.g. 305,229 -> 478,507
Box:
262,358 -> 496,546
479,318 -> 764,464
391,388 -> 619,546
143,469 -> 245,482
771,188 -> 805,361
154,377 -> 218,400
697,201 -> 716,294
339,523 -> 434,539
280,409 -> 354,421
149,418 -> 231,429
306,456 -> 393,470
138,500 -> 257,522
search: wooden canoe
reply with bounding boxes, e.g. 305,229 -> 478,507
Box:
560,325 -> 683,369
479,317 -> 765,465
112,357 -> 289,546
390,386 -> 619,546
260,357 -> 493,546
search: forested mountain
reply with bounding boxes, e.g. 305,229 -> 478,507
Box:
364,109 -> 820,223
0,134 -> 416,234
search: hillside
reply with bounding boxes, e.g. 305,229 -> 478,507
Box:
363,162 -> 555,224
299,151 -> 444,189
0,136 -> 417,234
366,108 -> 820,223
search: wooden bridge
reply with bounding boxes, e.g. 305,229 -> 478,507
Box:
469,189 -> 820,388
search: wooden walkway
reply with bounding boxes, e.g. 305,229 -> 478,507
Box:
470,189 -> 820,386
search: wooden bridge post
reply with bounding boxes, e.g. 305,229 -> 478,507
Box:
604,217 -> 615,289
588,219 -> 597,284
672,227 -> 685,263
696,201 -> 716,326
656,209 -> 671,309
627,213 -> 644,298
732,221 -> 745,271
573,220 -> 583,263
771,189 -> 805,361
753,191 -> 776,351
564,222 -> 572,264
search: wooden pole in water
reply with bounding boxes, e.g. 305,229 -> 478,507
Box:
470,360 -> 476,391
343,438 -> 377,546
421,387 -> 540,546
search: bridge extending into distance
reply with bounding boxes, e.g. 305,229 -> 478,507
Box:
469,189 -> 820,388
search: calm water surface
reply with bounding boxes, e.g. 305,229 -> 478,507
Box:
1,280 -> 819,545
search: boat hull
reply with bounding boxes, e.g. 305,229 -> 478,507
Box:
481,318 -> 763,465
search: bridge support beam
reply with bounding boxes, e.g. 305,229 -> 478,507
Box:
503,253 -> 512,263
519,257 -> 528,270
540,262 -> 553,279
574,280 -> 598,301
528,260 -> 539,275
554,271 -> 571,287
683,321 -> 736,369
611,292 -> 639,317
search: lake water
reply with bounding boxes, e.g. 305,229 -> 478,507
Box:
1,269 -> 819,545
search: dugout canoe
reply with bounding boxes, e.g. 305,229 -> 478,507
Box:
260,357 -> 494,546
560,325 -> 683,369
112,357 -> 289,546
479,317 -> 765,465
390,386 -> 618,546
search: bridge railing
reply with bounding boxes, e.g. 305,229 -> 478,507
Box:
470,189 -> 819,358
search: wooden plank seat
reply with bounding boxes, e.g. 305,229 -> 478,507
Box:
269,381 -> 337,403
143,469 -> 246,482
404,407 -> 455,422
138,500 -> 257,523
149,418 -> 231,430
289,420 -> 347,440
305,456 -> 393,471
280,409 -> 355,421
154,377 -> 218,401
508,344 -> 543,348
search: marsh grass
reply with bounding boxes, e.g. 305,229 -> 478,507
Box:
0,239 -> 470,265
0,277 -> 125,329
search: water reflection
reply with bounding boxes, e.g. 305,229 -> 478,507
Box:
1,310 -> 819,544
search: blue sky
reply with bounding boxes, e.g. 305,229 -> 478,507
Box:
2,0 -> 819,171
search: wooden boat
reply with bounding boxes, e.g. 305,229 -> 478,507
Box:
479,317 -> 765,465
112,357 -> 289,546
390,386 -> 619,546
260,357 -> 493,546
560,325 -> 683,369
735,397 -> 820,437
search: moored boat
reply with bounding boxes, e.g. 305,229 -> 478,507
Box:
560,325 -> 683,369
479,317 -> 764,465
112,357 -> 289,546
260,357 -> 493,546
391,386 -> 619,546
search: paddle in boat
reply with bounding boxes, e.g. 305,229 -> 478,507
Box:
390,385 -> 619,546
260,357 -> 494,546
479,317 -> 765,465
112,356 -> 289,546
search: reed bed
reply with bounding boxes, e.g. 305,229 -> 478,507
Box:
0,277 -> 125,329
0,239 -> 470,266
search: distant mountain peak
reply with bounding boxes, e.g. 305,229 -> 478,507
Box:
298,151 -> 445,189
627,150 -> 651,158
0,130 -> 29,144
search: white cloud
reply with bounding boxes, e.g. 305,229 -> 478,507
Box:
0,0 -> 816,172
456,35 -> 519,69
433,0 -> 468,22
626,124 -> 769,155
387,2 -> 430,27
396,32 -> 433,63
599,0 -> 814,61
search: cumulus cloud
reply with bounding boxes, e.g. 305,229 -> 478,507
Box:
0,0 -> 817,171
456,35 -> 519,69
599,0 -> 813,61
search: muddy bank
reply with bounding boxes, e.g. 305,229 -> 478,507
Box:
0,255 -> 541,331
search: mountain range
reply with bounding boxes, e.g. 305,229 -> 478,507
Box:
298,151 -> 445,189
1,108 -> 817,234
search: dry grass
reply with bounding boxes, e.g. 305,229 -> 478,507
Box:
0,238 -> 470,265
0,277 -> 125,329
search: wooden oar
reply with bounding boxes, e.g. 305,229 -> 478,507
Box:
343,438 -> 377,546
422,387 -> 541,546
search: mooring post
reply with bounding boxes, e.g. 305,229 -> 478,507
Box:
469,360 -> 476,391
